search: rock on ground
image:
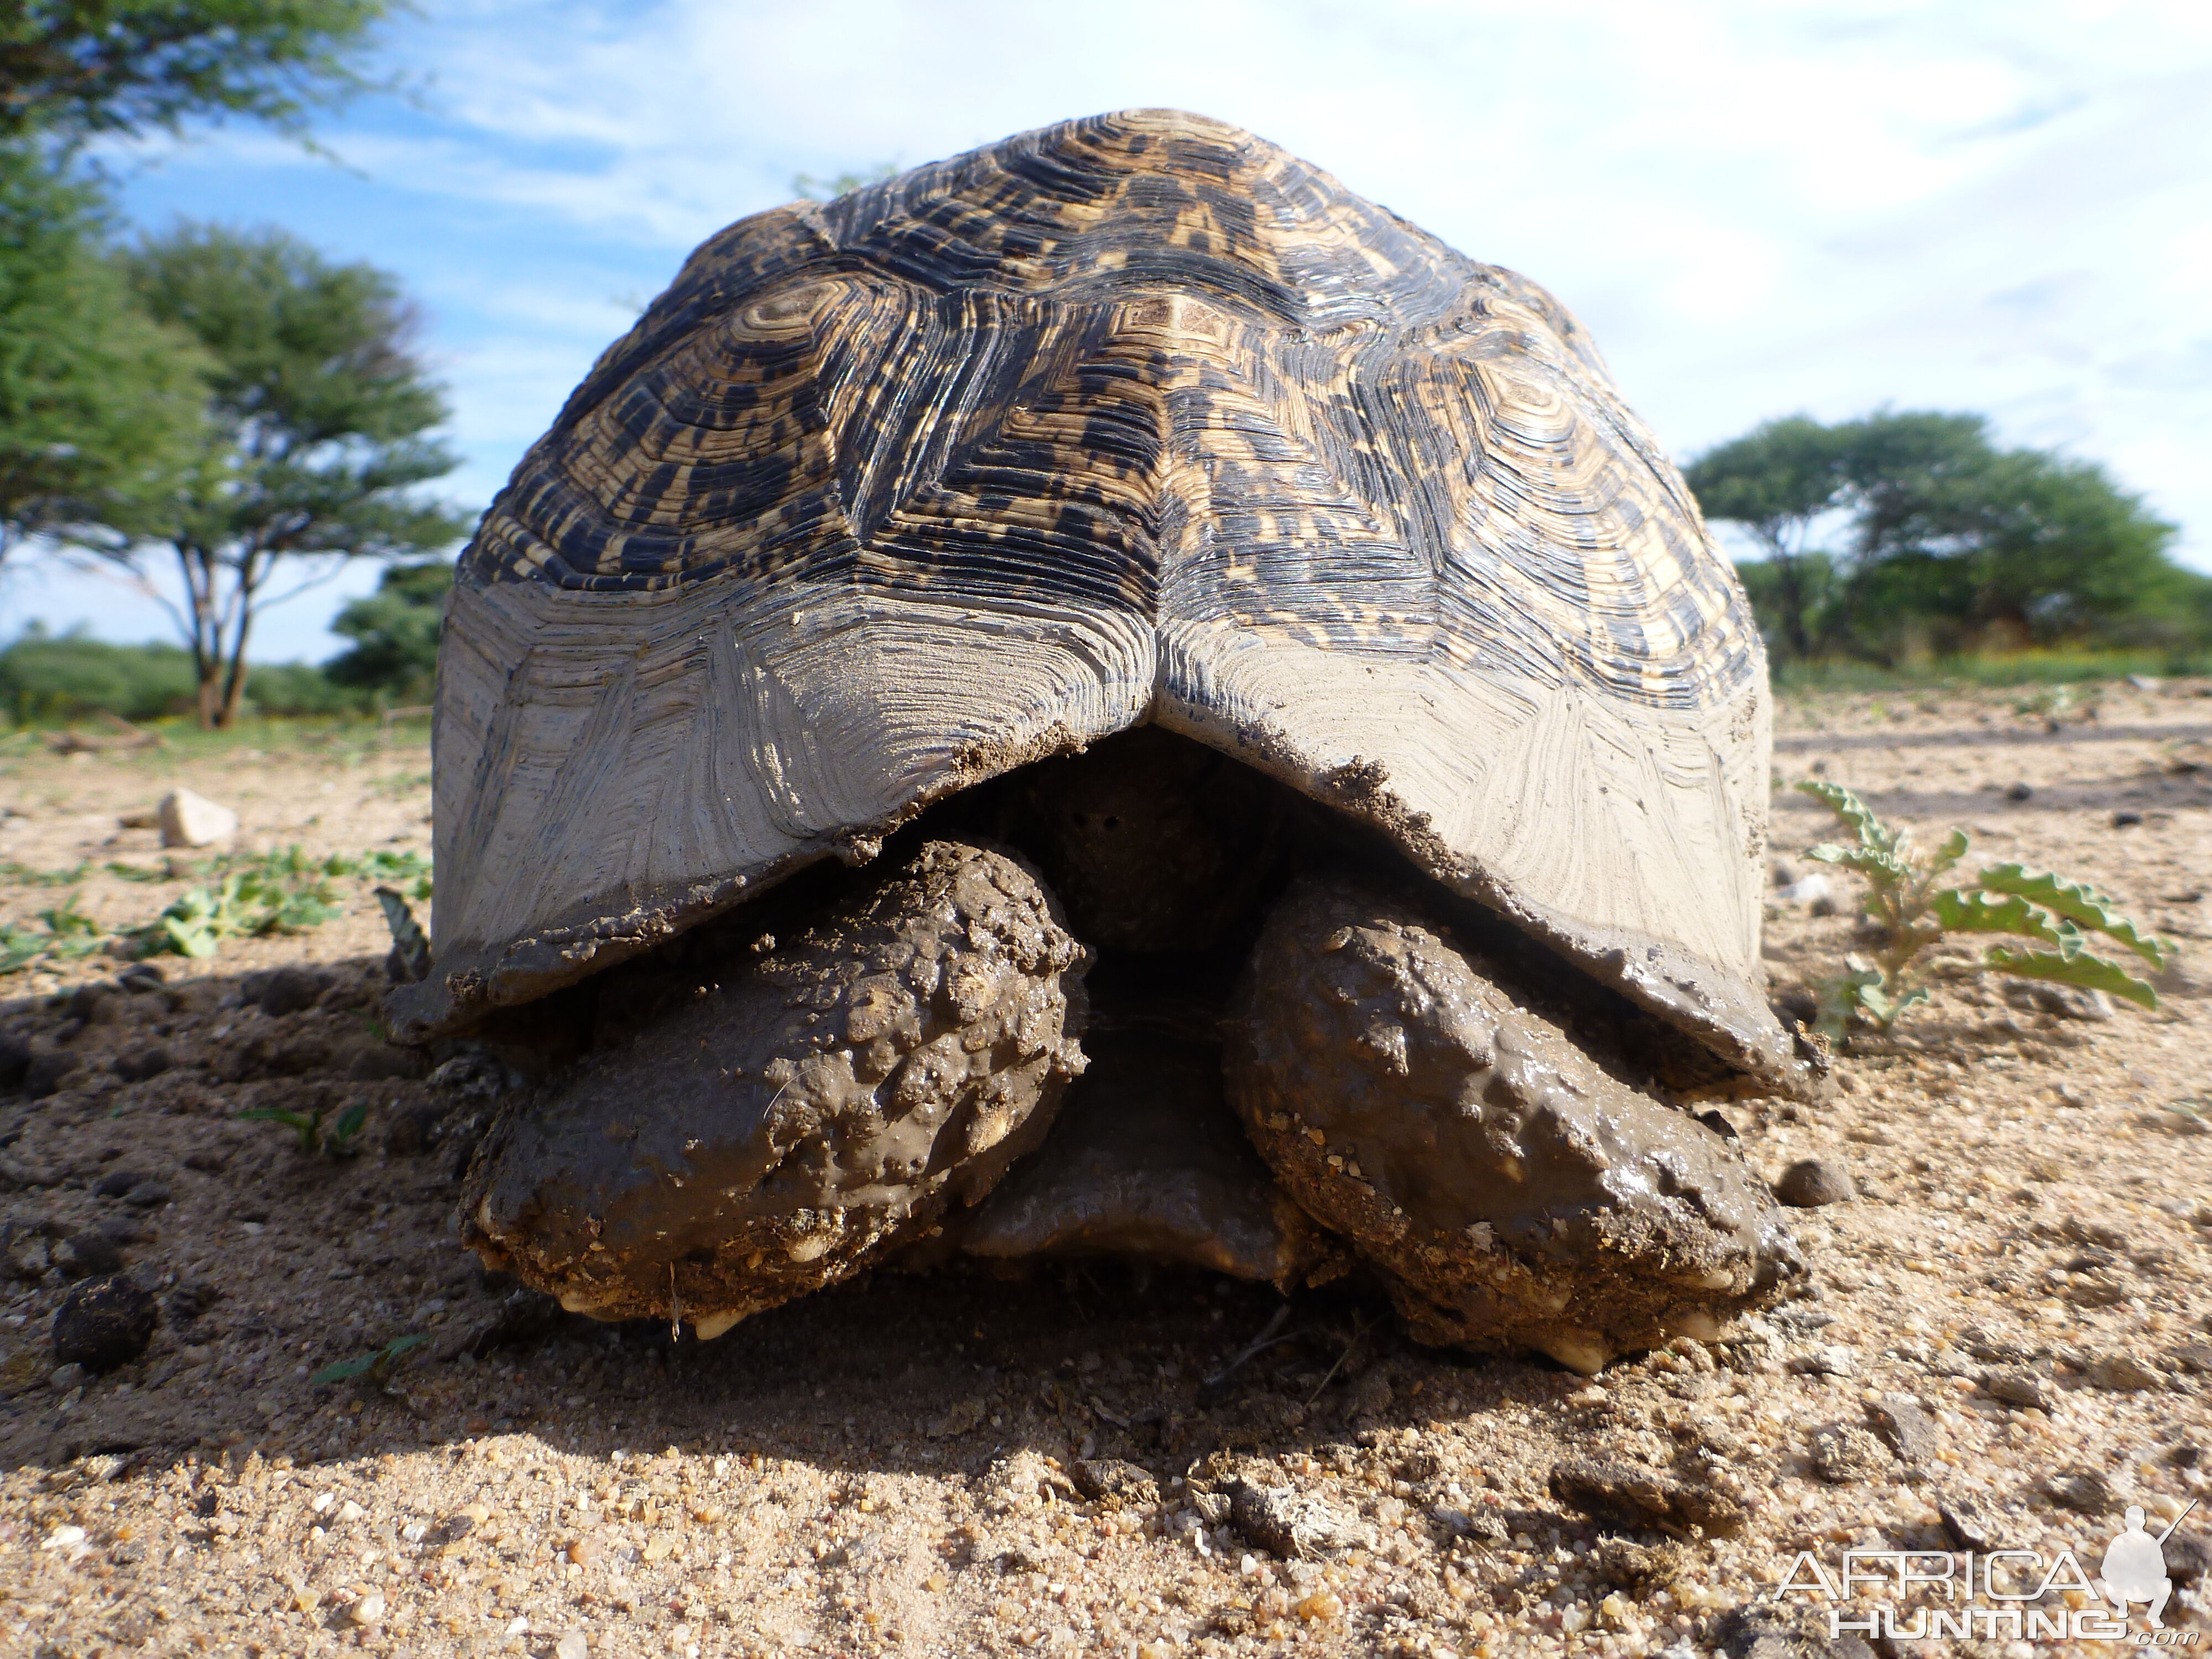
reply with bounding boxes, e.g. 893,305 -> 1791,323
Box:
156,787 -> 238,849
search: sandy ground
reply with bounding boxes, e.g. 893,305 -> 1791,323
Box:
1,682 -> 2209,1659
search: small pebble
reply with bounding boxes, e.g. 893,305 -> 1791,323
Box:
50,1230 -> 122,1280
1773,1158 -> 1854,1207
1809,1423 -> 1891,1485
1870,1392 -> 1943,1469
1981,1370 -> 2054,1411
2050,1470 -> 2111,1514
1939,1490 -> 2002,1551
2086,1353 -> 2162,1392
555,1632 -> 589,1659
346,1590 -> 384,1627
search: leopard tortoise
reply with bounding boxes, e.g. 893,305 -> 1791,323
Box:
391,109 -> 1817,1374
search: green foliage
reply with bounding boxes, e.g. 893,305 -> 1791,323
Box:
0,843 -> 429,973
0,856 -> 88,886
1796,780 -> 2169,1040
240,1096 -> 365,1157
0,624 -> 196,719
1690,411 -> 2201,665
324,557 -> 450,697
0,889 -> 100,972
0,625 -> 373,721
0,1 -> 393,144
0,144 -> 208,559
307,1331 -> 424,1389
133,844 -> 426,958
81,223 -> 472,727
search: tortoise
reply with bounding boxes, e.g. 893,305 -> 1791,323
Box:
392,108 -> 1820,1374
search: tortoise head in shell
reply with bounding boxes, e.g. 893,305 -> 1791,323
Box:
404,110 -> 1813,1371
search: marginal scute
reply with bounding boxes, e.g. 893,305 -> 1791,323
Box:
1223,874 -> 1802,1365
395,106 -> 1800,1095
458,841 -> 1088,1334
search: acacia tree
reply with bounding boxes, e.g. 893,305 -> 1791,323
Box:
0,1 -> 397,575
0,147 -> 207,567
1682,416 -> 1853,661
100,223 -> 469,726
1689,410 -> 2192,662
0,1 -> 389,142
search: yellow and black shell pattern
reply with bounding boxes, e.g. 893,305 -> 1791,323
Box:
402,109 -> 1797,1090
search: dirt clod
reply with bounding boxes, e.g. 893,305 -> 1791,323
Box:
50,1274 -> 158,1371
1229,1478 -> 1347,1559
1548,1456 -> 1748,1537
1071,1457 -> 1159,1509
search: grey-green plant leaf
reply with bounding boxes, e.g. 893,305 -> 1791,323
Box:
1806,843 -> 1909,881
1797,780 -> 1893,851
1814,967 -> 1883,1041
1984,944 -> 2159,1011
1926,827 -> 1971,875
1974,864 -> 2170,967
1927,889 -> 2064,945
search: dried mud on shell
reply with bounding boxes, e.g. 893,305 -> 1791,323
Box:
2,682 -> 2211,1658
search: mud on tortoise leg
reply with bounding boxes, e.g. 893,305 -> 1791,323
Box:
1224,873 -> 1802,1374
461,840 -> 1089,1337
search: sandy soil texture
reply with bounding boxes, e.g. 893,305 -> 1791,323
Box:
1,683 -> 2209,1659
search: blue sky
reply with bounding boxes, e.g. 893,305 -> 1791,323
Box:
11,0 -> 2211,661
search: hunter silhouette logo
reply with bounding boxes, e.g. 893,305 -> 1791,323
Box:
2100,1501 -> 2196,1629
1780,1495 -> 2204,1643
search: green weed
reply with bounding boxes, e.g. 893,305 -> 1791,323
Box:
134,848 -> 429,959
0,893 -> 105,973
2,843 -> 432,974
1798,780 -> 2171,1040
237,1098 -> 367,1156
0,859 -> 89,888
308,1333 -> 426,1390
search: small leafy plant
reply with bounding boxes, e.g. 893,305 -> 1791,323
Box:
309,1333 -> 426,1390
134,847 -> 429,959
2,844 -> 431,974
0,894 -> 105,974
1797,780 -> 2170,1040
238,1099 -> 368,1157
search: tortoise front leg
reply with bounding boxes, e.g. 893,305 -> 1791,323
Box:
461,841 -> 1088,1338
1224,875 -> 1802,1374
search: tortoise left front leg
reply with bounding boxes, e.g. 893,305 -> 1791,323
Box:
1224,874 -> 1803,1374
462,840 -> 1088,1338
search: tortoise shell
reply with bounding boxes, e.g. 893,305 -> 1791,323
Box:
393,108 -> 1799,1090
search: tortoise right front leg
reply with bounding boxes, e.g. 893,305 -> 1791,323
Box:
1224,874 -> 1802,1374
461,840 -> 1089,1338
